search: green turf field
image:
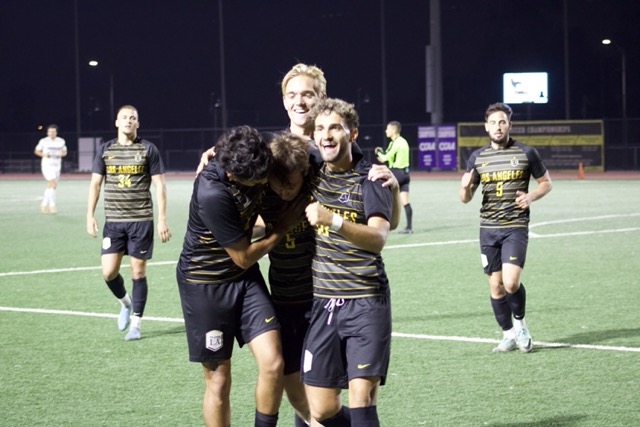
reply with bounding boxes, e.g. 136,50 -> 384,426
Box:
1,175 -> 639,426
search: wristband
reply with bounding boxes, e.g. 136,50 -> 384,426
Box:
330,213 -> 343,231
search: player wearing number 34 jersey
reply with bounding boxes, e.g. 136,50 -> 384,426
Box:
86,105 -> 171,342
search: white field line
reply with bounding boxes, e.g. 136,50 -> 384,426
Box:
0,260 -> 177,277
1,305 -> 638,353
528,212 -> 640,238
0,306 -> 184,323
1,214 -> 639,353
2,214 -> 637,276
392,332 -> 640,353
529,212 -> 640,228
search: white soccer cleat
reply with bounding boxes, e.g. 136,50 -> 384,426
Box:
493,337 -> 517,353
124,327 -> 141,341
117,305 -> 131,331
516,328 -> 533,353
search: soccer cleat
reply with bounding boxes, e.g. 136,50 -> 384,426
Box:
118,305 -> 131,331
492,337 -> 517,353
40,204 -> 47,214
124,327 -> 141,341
516,328 -> 533,353
399,228 -> 414,234
49,206 -> 57,214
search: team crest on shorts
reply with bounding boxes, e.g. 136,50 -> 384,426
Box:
206,330 -> 223,352
102,237 -> 111,250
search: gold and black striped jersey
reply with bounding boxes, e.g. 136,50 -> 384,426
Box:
466,139 -> 548,228
177,160 -> 266,285
92,138 -> 165,222
261,185 -> 315,304
309,153 -> 392,299
258,136 -> 319,303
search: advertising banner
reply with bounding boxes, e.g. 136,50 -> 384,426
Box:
417,125 -> 457,170
457,120 -> 604,172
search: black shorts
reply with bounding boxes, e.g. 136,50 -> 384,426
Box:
177,264 -> 280,363
479,227 -> 529,274
101,221 -> 154,260
301,296 -> 392,389
391,168 -> 410,193
274,301 -> 312,375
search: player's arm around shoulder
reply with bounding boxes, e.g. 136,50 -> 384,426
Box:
368,164 -> 401,230
196,146 -> 216,176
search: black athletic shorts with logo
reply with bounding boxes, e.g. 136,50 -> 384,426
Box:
177,264 -> 280,363
101,220 -> 154,260
274,301 -> 312,375
479,227 -> 529,274
301,296 -> 391,389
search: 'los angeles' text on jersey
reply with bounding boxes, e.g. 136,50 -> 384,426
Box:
467,139 -> 547,228
92,139 -> 165,222
309,156 -> 392,299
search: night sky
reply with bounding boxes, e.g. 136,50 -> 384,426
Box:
1,0 -> 638,134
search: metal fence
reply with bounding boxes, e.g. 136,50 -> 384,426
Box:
2,119 -> 638,173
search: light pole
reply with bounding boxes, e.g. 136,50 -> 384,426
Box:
601,39 -> 627,120
88,60 -> 115,125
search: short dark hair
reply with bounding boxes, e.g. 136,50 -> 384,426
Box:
47,124 -> 59,131
387,120 -> 401,133
117,105 -> 138,116
215,125 -> 272,181
484,102 -> 513,122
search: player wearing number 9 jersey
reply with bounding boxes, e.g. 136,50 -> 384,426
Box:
460,102 -> 552,354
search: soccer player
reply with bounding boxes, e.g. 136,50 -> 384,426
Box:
34,124 -> 67,214
260,132 -> 317,426
176,125 -> 304,427
281,63 -> 326,139
375,120 -> 413,233
459,102 -> 552,353
196,62 -> 401,427
86,105 -> 171,341
302,98 -> 393,426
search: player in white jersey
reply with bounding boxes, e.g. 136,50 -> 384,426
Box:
34,124 -> 67,214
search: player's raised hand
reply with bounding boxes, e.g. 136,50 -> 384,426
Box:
305,201 -> 333,227
459,169 -> 478,203
460,169 -> 476,188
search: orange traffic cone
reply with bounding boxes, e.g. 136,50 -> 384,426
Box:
577,162 -> 585,180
